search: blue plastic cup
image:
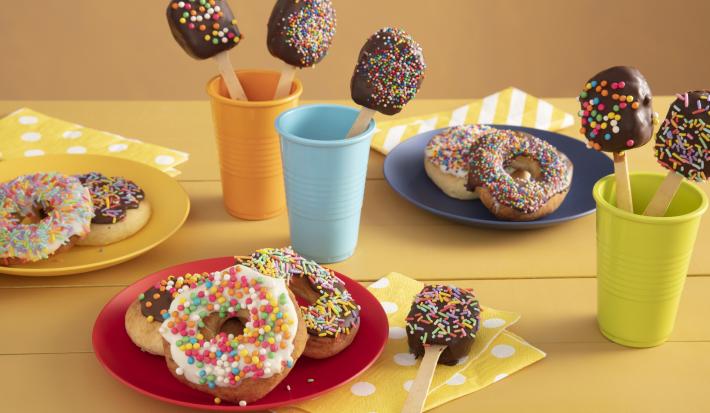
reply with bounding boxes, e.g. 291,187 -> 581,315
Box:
275,104 -> 376,263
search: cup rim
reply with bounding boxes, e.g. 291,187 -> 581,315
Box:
593,172 -> 709,224
206,68 -> 303,107
275,104 -> 376,147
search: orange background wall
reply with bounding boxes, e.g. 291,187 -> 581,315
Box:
1,0 -> 708,100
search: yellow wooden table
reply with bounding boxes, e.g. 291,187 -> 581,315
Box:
0,99 -> 708,412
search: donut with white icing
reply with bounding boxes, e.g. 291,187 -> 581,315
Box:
0,173 -> 93,265
159,265 -> 307,404
239,247 -> 360,359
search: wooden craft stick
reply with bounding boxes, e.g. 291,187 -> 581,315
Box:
346,108 -> 376,138
214,52 -> 248,101
273,64 -> 298,100
400,345 -> 446,413
643,171 -> 684,217
613,152 -> 634,212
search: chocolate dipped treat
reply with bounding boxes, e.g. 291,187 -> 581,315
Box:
267,0 -> 336,68
351,27 -> 426,116
405,285 -> 481,366
166,0 -> 242,60
77,172 -> 145,225
655,91 -> 710,182
578,66 -> 655,152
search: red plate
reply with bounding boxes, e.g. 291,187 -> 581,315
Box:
92,257 -> 388,411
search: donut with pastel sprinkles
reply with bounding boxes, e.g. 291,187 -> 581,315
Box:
351,27 -> 426,115
578,66 -> 655,152
655,91 -> 710,182
267,0 -> 336,68
405,284 -> 481,366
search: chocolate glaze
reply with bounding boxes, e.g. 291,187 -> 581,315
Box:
140,286 -> 173,319
267,0 -> 336,68
139,273 -> 207,319
77,172 -> 144,225
166,0 -> 242,60
351,27 -> 426,116
578,66 -> 655,152
655,90 -> 710,182
406,285 -> 481,366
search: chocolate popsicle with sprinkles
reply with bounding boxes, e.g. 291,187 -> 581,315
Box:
346,27 -> 426,138
577,66 -> 657,212
166,0 -> 247,100
644,90 -> 710,216
267,0 -> 336,99
402,285 -> 481,413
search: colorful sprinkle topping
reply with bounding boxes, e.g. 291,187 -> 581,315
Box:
167,0 -> 241,59
655,91 -> 710,182
159,265 -> 299,387
240,247 -> 359,337
352,27 -> 426,115
139,272 -> 207,320
469,130 -> 573,213
0,173 -> 93,263
77,172 -> 144,225
425,125 -> 492,177
405,284 -> 481,345
269,0 -> 336,68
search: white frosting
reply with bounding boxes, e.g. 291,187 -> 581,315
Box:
159,265 -> 299,387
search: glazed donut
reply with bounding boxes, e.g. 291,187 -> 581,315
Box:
424,124 -> 492,200
239,247 -> 360,359
0,173 -> 93,265
160,265 -> 307,404
467,129 -> 573,221
76,172 -> 151,246
125,272 -> 207,355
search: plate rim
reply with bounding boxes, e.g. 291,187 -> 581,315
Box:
383,125 -> 612,229
92,256 -> 389,411
0,154 -> 191,276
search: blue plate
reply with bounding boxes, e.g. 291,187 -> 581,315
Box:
383,125 -> 614,229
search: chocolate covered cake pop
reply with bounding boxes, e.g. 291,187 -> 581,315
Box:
655,91 -> 710,182
166,0 -> 242,60
405,285 -> 481,366
351,27 -> 426,116
578,66 -> 655,152
267,0 -> 336,68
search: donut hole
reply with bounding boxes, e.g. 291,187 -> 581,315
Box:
508,156 -> 541,181
288,276 -> 319,306
219,317 -> 246,337
201,312 -> 249,340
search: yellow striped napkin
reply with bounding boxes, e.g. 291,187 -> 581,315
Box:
0,108 -> 189,177
372,87 -> 575,154
278,273 -> 545,413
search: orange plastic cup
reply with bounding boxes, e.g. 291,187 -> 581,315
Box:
206,69 -> 303,220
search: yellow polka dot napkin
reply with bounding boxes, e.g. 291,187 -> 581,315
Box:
372,87 -> 575,154
0,108 -> 189,177
279,272 -> 545,413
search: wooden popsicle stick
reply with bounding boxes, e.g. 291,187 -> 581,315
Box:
643,171 -> 684,217
400,345 -> 446,413
273,64 -> 298,100
213,52 -> 248,101
613,152 -> 634,212
346,107 -> 376,138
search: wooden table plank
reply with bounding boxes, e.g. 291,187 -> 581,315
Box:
2,342 -> 708,413
1,180 -> 708,288
2,277 -> 709,355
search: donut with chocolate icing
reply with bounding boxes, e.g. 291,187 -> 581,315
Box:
655,90 -> 710,182
467,129 -> 573,221
76,172 -> 151,246
405,284 -> 481,366
267,0 -> 336,68
124,272 -> 207,355
351,27 -> 426,116
238,247 -> 360,359
578,66 -> 656,152
166,0 -> 242,60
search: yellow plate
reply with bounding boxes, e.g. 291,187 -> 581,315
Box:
0,155 -> 190,276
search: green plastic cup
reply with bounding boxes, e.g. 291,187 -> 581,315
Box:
593,172 -> 708,347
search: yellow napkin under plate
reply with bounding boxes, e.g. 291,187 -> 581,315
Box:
279,272 -> 545,413
0,108 -> 189,176
371,87 -> 575,154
